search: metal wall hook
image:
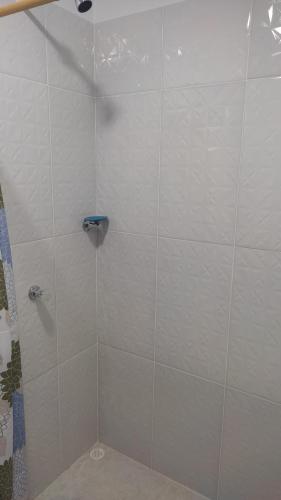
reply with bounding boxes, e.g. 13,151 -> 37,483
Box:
28,285 -> 45,301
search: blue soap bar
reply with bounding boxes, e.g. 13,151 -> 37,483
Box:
84,216 -> 108,223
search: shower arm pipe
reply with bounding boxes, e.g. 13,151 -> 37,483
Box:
0,0 -> 58,17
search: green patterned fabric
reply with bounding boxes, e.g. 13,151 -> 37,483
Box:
0,186 -> 27,500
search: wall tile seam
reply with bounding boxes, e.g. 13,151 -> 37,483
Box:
0,29 -> 280,95
22,358 -> 58,387
99,341 -> 281,409
0,69 -> 48,87
23,341 -> 98,389
22,340 -> 281,417
98,229 -> 281,256
11,231 -> 91,249
58,340 -> 98,370
101,230 -> 233,249
0,72 -> 97,100
22,363 -> 58,390
47,82 -> 97,100
216,1 -> 255,497
99,342 -> 223,390
95,80 -> 245,101
12,232 -> 281,257
216,81 -> 247,500
149,5 -> 165,470
0,3 -> 93,96
93,19 -> 100,441
46,2 -> 95,99
94,74 -> 281,101
44,18 -> 66,471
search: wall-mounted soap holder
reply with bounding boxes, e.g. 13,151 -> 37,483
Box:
82,216 -> 108,232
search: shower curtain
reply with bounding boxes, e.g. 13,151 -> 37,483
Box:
0,187 -> 27,500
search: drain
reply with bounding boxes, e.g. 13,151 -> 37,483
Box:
90,447 -> 105,461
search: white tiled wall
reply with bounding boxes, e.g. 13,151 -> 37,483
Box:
95,2 -> 281,500
2,1 -> 281,500
0,4 -> 97,498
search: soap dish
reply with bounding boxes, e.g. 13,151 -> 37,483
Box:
82,216 -> 108,231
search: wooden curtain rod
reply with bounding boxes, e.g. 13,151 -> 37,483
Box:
0,0 -> 58,17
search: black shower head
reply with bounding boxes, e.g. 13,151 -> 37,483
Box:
75,0 -> 93,13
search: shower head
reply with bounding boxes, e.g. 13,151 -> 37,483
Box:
75,0 -> 93,13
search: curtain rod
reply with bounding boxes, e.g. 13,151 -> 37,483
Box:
0,0 -> 58,17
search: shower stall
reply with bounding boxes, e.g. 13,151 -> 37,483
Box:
0,0 -> 281,499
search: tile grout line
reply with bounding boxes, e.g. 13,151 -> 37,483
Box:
93,20 -> 100,445
24,339 -> 281,411
44,6 -> 64,473
13,230 -> 281,258
150,3 -> 165,469
0,67 -> 280,103
150,5 -> 165,471
216,3 -> 254,497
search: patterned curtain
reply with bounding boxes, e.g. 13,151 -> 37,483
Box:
0,187 -> 27,500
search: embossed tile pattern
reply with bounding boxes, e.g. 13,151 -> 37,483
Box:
220,390 -> 281,500
237,78 -> 281,250
0,6 -> 47,82
55,232 -> 96,362
95,9 -> 162,96
12,239 -> 57,383
0,5 -> 99,498
2,2 -> 281,500
163,0 -> 251,87
159,84 -> 244,245
0,74 -> 52,244
249,0 -> 281,78
46,5 -> 95,95
153,364 -> 224,500
24,368 -> 61,498
59,345 -> 97,469
49,87 -> 95,236
99,345 -> 154,467
228,247 -> 281,403
96,92 -> 160,235
98,232 -> 156,359
156,237 -> 233,384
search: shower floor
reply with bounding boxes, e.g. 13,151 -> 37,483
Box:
35,444 -> 208,500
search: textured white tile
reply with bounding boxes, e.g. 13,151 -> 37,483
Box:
0,74 -> 52,244
49,87 -> 95,236
0,5 -> 47,82
237,78 -> 281,250
60,345 -> 97,470
24,367 -> 61,498
249,0 -> 281,78
55,232 -> 96,362
159,84 -> 244,244
220,389 -> 281,500
156,238 -> 233,384
49,87 -> 94,132
163,0 -> 251,88
95,8 -> 162,96
153,364 -> 224,500
46,5 -> 95,95
228,247 -> 281,403
99,345 -> 153,466
96,92 -> 160,235
98,232 -> 156,359
12,239 -> 57,383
